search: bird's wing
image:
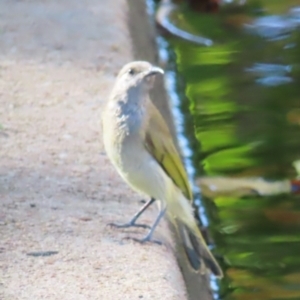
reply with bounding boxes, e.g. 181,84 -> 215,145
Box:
144,101 -> 193,200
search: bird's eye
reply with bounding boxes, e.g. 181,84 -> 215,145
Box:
128,68 -> 135,75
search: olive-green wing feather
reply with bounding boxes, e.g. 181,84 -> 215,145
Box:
144,102 -> 193,201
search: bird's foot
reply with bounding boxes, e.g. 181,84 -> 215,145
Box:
123,235 -> 162,245
108,221 -> 151,229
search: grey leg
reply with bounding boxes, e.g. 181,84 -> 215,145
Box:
108,197 -> 155,229
126,202 -> 167,244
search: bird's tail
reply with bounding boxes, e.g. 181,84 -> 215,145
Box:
164,178 -> 223,277
177,220 -> 223,278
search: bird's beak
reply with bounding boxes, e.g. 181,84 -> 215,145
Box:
145,66 -> 164,77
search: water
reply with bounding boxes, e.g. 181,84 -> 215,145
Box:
153,0 -> 300,299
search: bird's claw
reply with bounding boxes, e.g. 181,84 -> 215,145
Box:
107,222 -> 151,229
123,236 -> 162,245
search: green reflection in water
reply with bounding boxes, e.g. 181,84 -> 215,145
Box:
160,0 -> 300,299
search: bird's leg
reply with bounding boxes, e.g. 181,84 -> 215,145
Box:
126,202 -> 167,244
108,197 -> 155,229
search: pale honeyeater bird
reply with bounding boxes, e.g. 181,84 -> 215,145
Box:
102,61 -> 223,277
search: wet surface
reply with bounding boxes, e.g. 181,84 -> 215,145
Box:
154,0 -> 300,299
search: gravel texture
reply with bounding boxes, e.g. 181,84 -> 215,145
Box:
0,0 -> 187,299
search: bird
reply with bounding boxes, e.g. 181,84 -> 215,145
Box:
102,60 -> 223,277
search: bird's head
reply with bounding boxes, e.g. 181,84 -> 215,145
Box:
115,61 -> 164,92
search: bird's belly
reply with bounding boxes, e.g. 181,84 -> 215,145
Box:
118,140 -> 167,201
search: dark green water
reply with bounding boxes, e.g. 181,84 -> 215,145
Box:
153,0 -> 300,299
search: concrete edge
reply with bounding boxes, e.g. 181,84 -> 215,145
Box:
126,1 -> 214,299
